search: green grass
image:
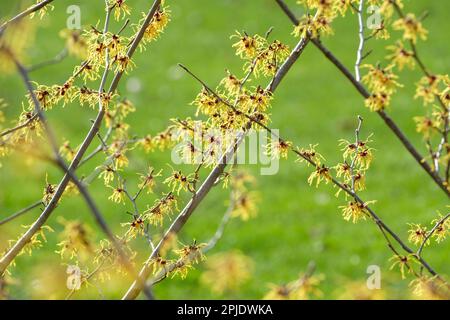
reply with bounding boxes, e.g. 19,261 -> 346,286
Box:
0,0 -> 449,299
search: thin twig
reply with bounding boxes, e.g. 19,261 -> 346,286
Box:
354,0 -> 365,82
0,0 -> 164,279
122,29 -> 318,300
0,0 -> 55,34
417,213 -> 450,257
0,201 -> 43,226
349,116 -> 363,193
176,67 -> 447,285
274,0 -> 449,197
27,47 -> 68,73
0,114 -> 39,138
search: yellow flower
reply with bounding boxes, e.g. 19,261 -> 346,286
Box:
231,192 -> 258,221
59,29 -> 88,59
139,7 -> 171,46
355,147 -> 374,170
111,0 -> 131,21
29,84 -> 55,110
264,273 -> 324,300
174,240 -> 206,264
144,193 -> 177,226
243,86 -> 272,113
112,150 -> 129,169
153,129 -> 175,150
308,165 -> 331,187
10,225 -> 54,257
264,139 -> 292,159
231,31 -> 264,59
414,75 -> 448,106
136,135 -> 156,153
115,99 -> 136,119
386,41 -> 415,70
164,169 -> 192,194
292,14 -> 318,39
99,165 -> 116,185
296,144 -> 325,166
389,255 -> 412,279
42,177 -> 57,205
362,64 -> 402,94
191,87 -> 223,116
340,200 -> 374,223
201,251 -> 253,294
113,54 -> 135,73
230,170 -> 256,191
149,256 -> 173,276
335,162 -> 351,180
430,214 -> 449,243
108,183 -> 126,204
353,172 -> 366,191
337,281 -> 386,300
335,0 -> 358,16
138,167 -> 162,194
365,92 -> 390,112
407,223 -> 428,246
413,116 -> 437,139
56,218 -> 93,260
220,70 -> 242,96
59,140 -> 76,162
29,0 -> 54,19
122,217 -> 145,239
372,23 -> 390,40
409,276 -> 448,299
392,13 -> 428,44
178,141 -> 203,165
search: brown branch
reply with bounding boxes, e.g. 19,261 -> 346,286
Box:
4,58 -> 134,275
0,201 -> 43,227
146,189 -> 237,287
27,47 -> 68,73
274,0 -> 449,197
417,213 -> 450,258
122,30 -> 313,300
0,0 -> 163,278
0,114 -> 39,138
177,68 -> 448,285
0,0 -> 55,34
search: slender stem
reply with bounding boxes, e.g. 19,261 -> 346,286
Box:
0,0 -> 55,34
0,114 -> 39,138
349,116 -> 363,193
178,66 -> 447,284
5,58 -> 133,276
0,201 -> 43,226
27,47 -> 68,73
0,0 -> 164,277
274,0 -> 449,197
147,189 -> 237,287
354,0 -> 365,82
122,31 -> 317,300
417,213 -> 450,257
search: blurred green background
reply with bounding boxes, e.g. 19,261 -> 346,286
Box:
0,0 -> 449,299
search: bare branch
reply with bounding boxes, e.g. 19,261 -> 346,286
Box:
274,0 -> 449,197
0,0 -> 55,34
0,201 -> 43,227
354,0 -> 365,82
27,47 -> 68,73
122,30 -> 325,299
0,0 -> 164,277
417,213 -> 450,258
